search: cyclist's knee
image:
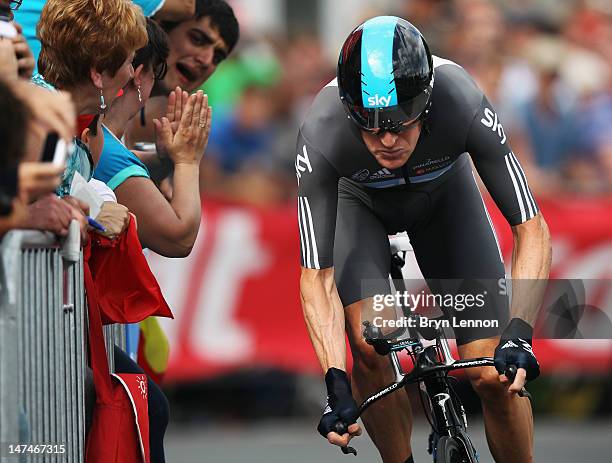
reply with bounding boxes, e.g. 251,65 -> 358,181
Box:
351,338 -> 388,374
465,367 -> 506,403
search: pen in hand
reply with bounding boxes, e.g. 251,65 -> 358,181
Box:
87,216 -> 106,233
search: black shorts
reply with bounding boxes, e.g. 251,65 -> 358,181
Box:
333,154 -> 509,345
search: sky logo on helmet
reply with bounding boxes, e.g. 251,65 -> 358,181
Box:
361,17 -> 399,109
367,94 -> 393,108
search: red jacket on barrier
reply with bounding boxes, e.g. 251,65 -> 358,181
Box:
83,220 -> 173,462
84,245 -> 149,463
88,219 -> 173,324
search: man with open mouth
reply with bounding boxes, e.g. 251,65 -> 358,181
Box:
125,0 -> 239,148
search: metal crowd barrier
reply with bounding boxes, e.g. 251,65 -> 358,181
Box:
0,222 -> 125,462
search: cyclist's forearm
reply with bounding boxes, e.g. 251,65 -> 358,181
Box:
509,213 -> 552,326
300,267 -> 347,372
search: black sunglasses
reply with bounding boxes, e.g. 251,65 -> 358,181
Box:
9,0 -> 22,10
362,115 -> 423,136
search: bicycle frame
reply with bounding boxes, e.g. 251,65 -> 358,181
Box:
340,324 -> 493,459
338,250 -> 495,459
337,247 -> 529,459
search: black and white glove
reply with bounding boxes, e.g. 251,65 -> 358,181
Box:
317,368 -> 359,438
494,318 -> 540,382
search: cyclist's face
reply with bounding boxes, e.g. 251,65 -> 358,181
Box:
360,120 -> 423,170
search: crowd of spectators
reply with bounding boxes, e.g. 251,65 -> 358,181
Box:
403,0 -> 612,195
6,0 -> 605,295
197,0 -> 611,205
0,0 -> 238,461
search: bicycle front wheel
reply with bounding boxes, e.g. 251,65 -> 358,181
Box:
435,436 -> 471,463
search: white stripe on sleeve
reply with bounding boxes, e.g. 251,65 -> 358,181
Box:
303,197 -> 320,269
297,198 -> 307,266
298,197 -> 312,267
504,153 -> 526,223
510,152 -> 538,215
508,153 -> 534,219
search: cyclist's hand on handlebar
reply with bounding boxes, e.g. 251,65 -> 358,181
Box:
494,318 -> 540,393
501,365 -> 529,395
328,425 -> 362,447
326,422 -> 362,447
317,368 -> 361,446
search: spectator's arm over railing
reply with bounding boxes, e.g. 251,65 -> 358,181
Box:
153,0 -> 196,21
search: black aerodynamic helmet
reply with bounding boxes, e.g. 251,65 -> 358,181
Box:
337,16 -> 434,132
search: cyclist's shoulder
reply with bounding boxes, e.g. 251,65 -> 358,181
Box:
299,78 -> 353,156
431,55 -> 484,116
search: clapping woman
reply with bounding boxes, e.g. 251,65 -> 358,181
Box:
95,18 -> 212,258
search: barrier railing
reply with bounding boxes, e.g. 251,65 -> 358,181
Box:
0,222 -> 125,462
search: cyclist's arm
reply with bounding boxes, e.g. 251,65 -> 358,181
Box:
295,131 -> 343,371
467,96 -> 552,323
301,267 -> 347,371
509,216 -> 551,325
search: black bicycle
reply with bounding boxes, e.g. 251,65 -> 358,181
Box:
334,235 -> 530,462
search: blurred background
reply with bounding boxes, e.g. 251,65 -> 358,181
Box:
146,0 -> 612,461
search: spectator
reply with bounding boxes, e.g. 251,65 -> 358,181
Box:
199,35 -> 334,205
125,0 -> 239,146
202,83 -> 296,205
515,37 -> 581,193
5,0 -> 148,244
35,0 -> 147,195
0,77 -> 32,236
0,77 -> 85,239
78,115 -> 132,239
159,0 -> 239,93
13,0 -> 196,76
95,17 -> 211,257
207,84 -> 277,174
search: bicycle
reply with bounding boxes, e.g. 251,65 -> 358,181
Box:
334,234 -> 531,462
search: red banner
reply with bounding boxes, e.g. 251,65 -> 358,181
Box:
147,196 -> 612,382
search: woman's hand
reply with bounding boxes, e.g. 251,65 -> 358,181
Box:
153,90 -> 211,166
95,201 -> 131,239
165,86 -> 190,134
154,86 -> 189,160
0,21 -> 36,81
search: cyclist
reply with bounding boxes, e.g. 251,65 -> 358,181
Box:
297,16 -> 551,463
